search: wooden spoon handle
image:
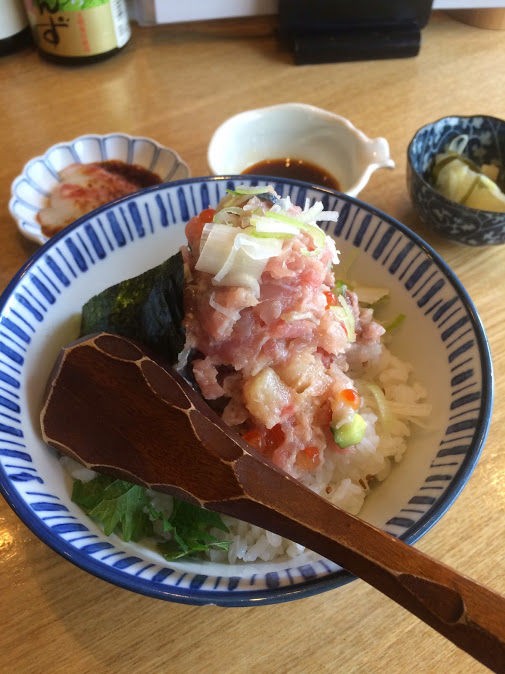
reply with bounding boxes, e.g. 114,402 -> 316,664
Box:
41,333 -> 505,671
229,469 -> 505,673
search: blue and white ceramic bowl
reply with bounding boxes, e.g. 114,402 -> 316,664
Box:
0,176 -> 493,606
9,133 -> 190,246
407,115 -> 505,246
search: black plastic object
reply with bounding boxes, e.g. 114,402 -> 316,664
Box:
279,0 -> 433,64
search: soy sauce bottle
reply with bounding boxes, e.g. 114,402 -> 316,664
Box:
0,0 -> 31,56
24,0 -> 131,64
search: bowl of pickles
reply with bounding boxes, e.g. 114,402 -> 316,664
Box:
407,114 -> 505,245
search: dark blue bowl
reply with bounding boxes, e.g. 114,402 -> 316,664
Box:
407,115 -> 505,245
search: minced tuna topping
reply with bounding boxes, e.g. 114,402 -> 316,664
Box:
180,187 -> 430,535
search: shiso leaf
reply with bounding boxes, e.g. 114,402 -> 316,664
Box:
152,500 -> 230,560
72,475 -> 230,559
80,252 -> 185,365
72,475 -> 154,542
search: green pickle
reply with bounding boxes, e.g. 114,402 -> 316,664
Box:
332,413 -> 367,449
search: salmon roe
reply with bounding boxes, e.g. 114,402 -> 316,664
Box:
339,388 -> 361,409
295,445 -> 321,471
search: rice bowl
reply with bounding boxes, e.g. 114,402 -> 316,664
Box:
57,185 -> 432,565
0,176 -> 492,605
172,186 -> 431,563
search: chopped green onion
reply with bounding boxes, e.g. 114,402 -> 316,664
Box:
226,185 -> 276,196
250,212 -> 327,251
250,214 -> 300,237
384,313 -> 406,332
332,295 -> 356,342
334,279 -> 348,295
246,226 -> 294,240
194,192 -> 339,294
365,383 -> 393,431
262,210 -> 305,226
195,222 -> 282,296
196,224 -> 238,274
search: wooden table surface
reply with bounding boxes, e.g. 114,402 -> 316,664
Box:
1,11 -> 504,674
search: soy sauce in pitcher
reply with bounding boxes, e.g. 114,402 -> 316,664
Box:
243,158 -> 340,191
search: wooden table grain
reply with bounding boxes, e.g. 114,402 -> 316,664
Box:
1,11 -> 504,674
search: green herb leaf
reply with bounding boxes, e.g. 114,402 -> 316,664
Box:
72,475 -> 230,559
151,499 -> 230,560
333,279 -> 348,295
71,473 -> 114,510
72,476 -> 154,542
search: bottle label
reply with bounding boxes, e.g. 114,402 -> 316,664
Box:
25,0 -> 131,58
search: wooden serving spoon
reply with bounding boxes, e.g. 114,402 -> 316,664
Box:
40,332 -> 505,672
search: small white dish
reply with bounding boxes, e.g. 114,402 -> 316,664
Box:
9,133 -> 190,245
207,103 -> 395,196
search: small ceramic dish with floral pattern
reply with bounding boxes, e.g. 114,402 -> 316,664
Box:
9,133 -> 190,245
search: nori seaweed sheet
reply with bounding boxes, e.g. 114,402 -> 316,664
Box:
80,251 -> 185,365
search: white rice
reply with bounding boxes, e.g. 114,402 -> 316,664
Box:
60,343 -> 428,566
204,343 -> 430,564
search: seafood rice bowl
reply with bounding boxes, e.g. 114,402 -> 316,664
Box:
0,175 -> 491,605
178,186 -> 430,562
64,184 -> 430,565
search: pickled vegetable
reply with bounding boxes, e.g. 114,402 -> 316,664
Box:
431,135 -> 505,212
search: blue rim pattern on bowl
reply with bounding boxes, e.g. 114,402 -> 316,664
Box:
0,176 -> 493,606
9,133 -> 190,246
407,115 -> 505,245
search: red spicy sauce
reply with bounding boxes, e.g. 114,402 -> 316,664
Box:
242,158 -> 340,190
